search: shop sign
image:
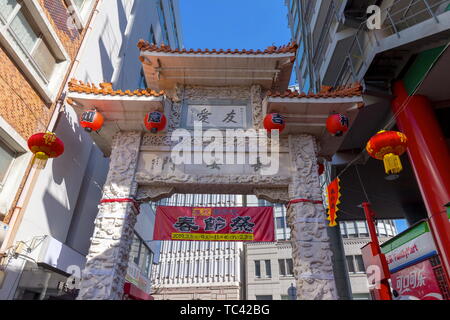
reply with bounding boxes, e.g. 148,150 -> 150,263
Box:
125,262 -> 151,293
381,221 -> 437,273
391,259 -> 443,300
153,206 -> 274,241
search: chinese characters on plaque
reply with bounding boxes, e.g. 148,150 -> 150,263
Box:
186,105 -> 247,129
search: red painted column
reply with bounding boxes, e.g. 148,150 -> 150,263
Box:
362,202 -> 392,300
392,81 -> 450,285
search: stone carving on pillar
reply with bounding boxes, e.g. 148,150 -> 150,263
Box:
251,85 -> 263,129
253,188 -> 289,204
77,131 -> 142,300
287,134 -> 338,300
136,186 -> 175,202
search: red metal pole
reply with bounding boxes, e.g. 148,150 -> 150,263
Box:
392,81 -> 450,285
362,202 -> 392,300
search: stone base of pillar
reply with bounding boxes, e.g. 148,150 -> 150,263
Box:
77,202 -> 138,300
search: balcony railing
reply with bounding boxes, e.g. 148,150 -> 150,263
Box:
333,0 -> 450,87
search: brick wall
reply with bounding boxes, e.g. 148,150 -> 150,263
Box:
0,0 -> 98,140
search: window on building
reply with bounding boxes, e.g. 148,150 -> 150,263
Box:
346,255 -> 355,273
139,244 -> 153,278
302,75 -> 311,93
254,260 -> 261,278
355,255 -> 365,273
279,259 -> 294,277
278,259 -> 286,276
346,221 -> 357,238
1,1 -> 58,82
276,216 -> 285,229
157,0 -> 169,45
297,42 -> 305,65
290,0 -> 297,15
129,233 -> 141,266
377,221 -> 387,236
264,260 -> 272,278
293,14 -> 299,40
129,233 -> 153,278
357,221 -> 369,237
386,221 -> 395,236
0,139 -> 16,189
66,0 -> 94,27
167,0 -> 180,49
340,222 -> 348,238
0,0 -> 69,102
286,259 -> 294,275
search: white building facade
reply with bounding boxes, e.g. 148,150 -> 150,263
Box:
0,0 -> 183,300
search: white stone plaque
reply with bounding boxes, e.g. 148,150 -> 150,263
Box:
186,105 -> 247,129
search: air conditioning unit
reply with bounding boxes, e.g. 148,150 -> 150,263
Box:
0,222 -> 8,246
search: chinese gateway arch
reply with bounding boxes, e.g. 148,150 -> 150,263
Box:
67,41 -> 364,300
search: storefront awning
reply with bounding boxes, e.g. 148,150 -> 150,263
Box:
123,282 -> 154,300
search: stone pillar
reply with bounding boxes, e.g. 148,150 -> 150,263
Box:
287,134 -> 338,300
77,131 -> 142,300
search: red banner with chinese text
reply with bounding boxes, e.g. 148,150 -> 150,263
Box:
326,178 -> 341,227
153,206 -> 274,242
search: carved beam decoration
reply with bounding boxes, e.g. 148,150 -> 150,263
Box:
136,186 -> 175,202
253,188 -> 290,204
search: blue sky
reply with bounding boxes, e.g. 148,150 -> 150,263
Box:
395,219 -> 408,233
179,0 -> 291,52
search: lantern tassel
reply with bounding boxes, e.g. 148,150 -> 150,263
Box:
383,153 -> 403,175
32,152 -> 49,169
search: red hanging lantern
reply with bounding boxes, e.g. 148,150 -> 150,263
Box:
326,113 -> 349,136
264,113 -> 285,133
27,132 -> 64,168
366,130 -> 408,177
318,162 -> 325,175
80,109 -> 104,132
144,111 -> 167,133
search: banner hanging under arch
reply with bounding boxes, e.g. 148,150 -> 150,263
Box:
153,206 -> 274,241
326,178 -> 341,227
